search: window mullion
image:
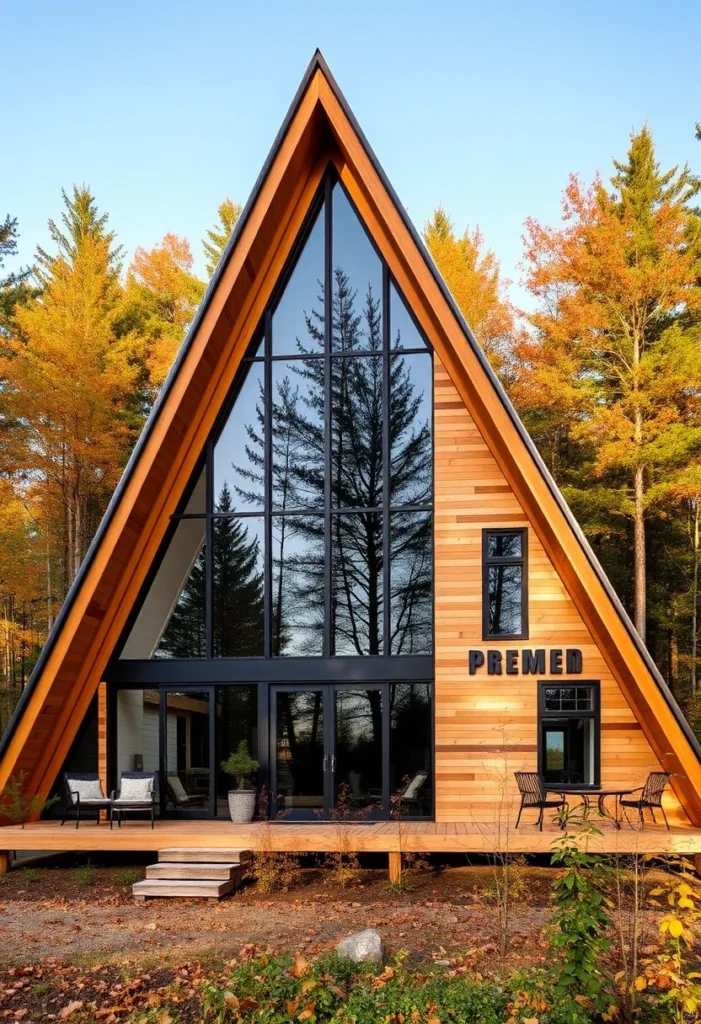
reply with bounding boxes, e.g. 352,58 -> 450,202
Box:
382,262 -> 390,657
264,309 -> 273,659
324,175 -> 332,659
205,438 -> 214,659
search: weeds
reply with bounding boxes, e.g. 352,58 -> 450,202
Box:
20,866 -> 38,884
114,867 -> 141,886
252,787 -> 300,893
75,863 -> 97,886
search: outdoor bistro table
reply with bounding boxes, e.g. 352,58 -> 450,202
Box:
547,787 -> 633,829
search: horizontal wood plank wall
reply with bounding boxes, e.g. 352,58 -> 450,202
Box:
433,356 -> 686,825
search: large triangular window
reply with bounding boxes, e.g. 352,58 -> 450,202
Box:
119,175 -> 432,660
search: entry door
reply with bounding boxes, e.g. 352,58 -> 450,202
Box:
270,685 -> 387,820
160,687 -> 214,816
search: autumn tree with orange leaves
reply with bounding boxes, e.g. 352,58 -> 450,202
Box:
424,207 -> 516,376
516,128 -> 701,642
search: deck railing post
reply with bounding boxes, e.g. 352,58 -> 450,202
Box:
388,851 -> 401,884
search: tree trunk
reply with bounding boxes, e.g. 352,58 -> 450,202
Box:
633,461 -> 646,642
692,499 -> 699,698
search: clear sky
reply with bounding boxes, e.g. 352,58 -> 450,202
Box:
3,0 -> 700,309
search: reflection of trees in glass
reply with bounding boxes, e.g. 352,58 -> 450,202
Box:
156,482 -> 264,658
212,483 -> 264,657
223,231 -> 432,655
155,547 -> 207,658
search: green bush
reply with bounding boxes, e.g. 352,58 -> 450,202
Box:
75,863 -> 97,887
202,952 -> 594,1024
114,867 -> 141,886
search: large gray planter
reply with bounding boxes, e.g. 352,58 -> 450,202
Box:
228,789 -> 256,823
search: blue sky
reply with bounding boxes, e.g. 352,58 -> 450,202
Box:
3,0 -> 700,309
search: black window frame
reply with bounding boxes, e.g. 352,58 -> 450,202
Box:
110,166 -> 434,676
538,680 -> 600,790
482,528 -> 528,641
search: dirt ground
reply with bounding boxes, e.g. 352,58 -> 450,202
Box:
0,857 -> 667,1021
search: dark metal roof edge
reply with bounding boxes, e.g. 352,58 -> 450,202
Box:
3,49 -> 699,774
312,53 -> 701,766
0,51 -> 327,762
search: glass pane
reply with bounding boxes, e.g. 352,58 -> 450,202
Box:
272,515 -> 325,656
390,281 -> 427,350
331,512 -> 383,656
332,184 -> 382,352
331,355 -> 383,508
272,204 -> 325,356
391,511 -> 432,654
544,729 -> 565,774
487,564 -> 522,636
272,358 -> 325,510
390,353 -> 432,506
213,516 -> 264,657
335,689 -> 383,813
165,691 -> 210,814
121,518 -> 206,658
390,683 -> 432,817
487,532 -> 522,558
577,688 -> 593,711
116,689 -> 161,787
275,690 -> 325,811
213,361 -> 264,513
216,685 -> 258,816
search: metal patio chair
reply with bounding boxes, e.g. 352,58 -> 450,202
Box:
620,772 -> 672,830
110,771 -> 158,828
61,772 -> 112,828
514,771 -> 567,830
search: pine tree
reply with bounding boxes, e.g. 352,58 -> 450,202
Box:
212,481 -> 265,656
36,184 -> 123,281
0,215 -> 36,335
520,127 -> 701,642
203,198 -> 242,278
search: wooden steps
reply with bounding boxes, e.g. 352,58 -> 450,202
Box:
157,847 -> 252,863
133,847 -> 251,901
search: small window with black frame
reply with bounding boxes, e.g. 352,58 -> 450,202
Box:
482,528 -> 528,640
539,682 -> 599,788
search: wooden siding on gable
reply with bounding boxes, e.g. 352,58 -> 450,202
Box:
433,357 -> 686,824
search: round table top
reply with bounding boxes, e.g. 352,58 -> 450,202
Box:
547,787 -> 632,796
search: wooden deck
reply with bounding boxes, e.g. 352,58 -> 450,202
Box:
2,816 -> 701,858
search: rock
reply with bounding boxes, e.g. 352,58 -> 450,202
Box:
336,928 -> 383,964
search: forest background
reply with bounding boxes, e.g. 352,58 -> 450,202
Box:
2,106 -> 701,735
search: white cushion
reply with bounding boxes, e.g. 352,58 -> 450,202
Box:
168,775 -> 189,804
119,776 -> 153,802
403,771 -> 427,800
68,778 -> 104,804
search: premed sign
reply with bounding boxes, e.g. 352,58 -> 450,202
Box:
468,648 -> 583,676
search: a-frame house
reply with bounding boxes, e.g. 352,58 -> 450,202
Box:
2,52 -> 701,865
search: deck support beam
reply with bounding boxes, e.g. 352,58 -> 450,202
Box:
0,851 -> 9,874
388,851 -> 401,884
695,854 -> 701,879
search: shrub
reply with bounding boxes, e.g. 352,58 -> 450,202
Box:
220,742 -> 259,790
0,771 -> 58,826
75,863 -> 97,887
114,867 -> 141,886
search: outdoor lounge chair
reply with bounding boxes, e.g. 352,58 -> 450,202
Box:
397,770 -> 430,814
110,771 -> 158,828
61,772 -> 112,828
620,772 -> 671,830
514,771 -> 568,830
166,772 -> 207,810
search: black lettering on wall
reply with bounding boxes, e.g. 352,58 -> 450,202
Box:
487,650 -> 502,675
566,649 -> 583,673
469,650 -> 485,674
506,650 -> 518,675
550,649 -> 563,674
522,649 -> 545,674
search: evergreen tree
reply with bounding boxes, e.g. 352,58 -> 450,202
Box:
156,547 -> 207,658
0,215 -> 36,335
203,198 -> 242,278
36,184 -> 123,281
212,482 -> 264,656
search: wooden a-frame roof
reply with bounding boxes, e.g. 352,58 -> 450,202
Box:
2,51 -> 701,823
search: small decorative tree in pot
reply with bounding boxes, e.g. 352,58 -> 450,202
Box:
221,741 -> 260,823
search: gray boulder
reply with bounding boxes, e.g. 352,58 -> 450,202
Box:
336,928 -> 383,964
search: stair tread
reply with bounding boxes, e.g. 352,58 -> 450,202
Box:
133,878 -> 236,898
146,863 -> 243,880
158,847 -> 252,863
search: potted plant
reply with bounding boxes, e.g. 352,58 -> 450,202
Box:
221,741 -> 259,823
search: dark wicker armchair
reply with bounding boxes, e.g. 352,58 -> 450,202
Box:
61,772 -> 111,828
514,772 -> 568,830
620,772 -> 671,830
110,771 -> 158,828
